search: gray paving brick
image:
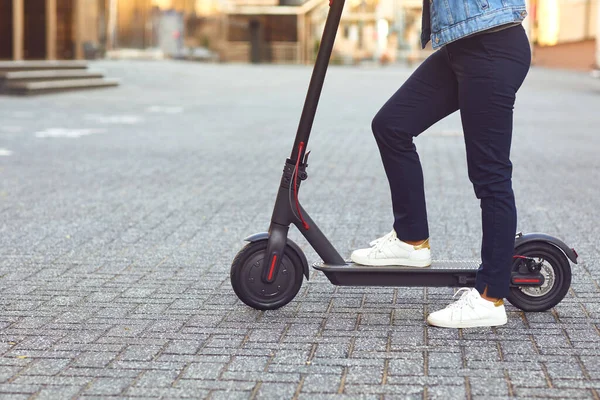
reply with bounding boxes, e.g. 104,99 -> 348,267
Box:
210,390 -> 253,400
429,352 -> 463,368
181,362 -> 224,380
428,384 -> 468,399
11,375 -> 92,386
255,382 -> 297,399
120,345 -> 163,361
134,369 -> 181,388
388,358 -> 424,376
84,377 -> 135,395
301,373 -> 342,393
176,379 -> 255,391
469,377 -> 510,396
21,358 -> 71,376
35,385 -> 83,400
512,387 -> 595,398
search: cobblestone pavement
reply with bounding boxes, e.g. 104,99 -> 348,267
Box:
1,61 -> 600,399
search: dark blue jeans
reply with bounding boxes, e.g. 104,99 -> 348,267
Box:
372,24 -> 531,298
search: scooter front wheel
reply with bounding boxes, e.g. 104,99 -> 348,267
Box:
231,240 -> 304,310
507,242 -> 572,312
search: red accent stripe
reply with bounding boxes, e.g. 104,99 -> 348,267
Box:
267,255 -> 277,281
514,278 -> 541,283
513,255 -> 529,259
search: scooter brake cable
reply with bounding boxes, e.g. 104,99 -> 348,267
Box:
291,142 -> 310,230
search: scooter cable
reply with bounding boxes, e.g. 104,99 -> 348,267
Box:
291,142 -> 310,230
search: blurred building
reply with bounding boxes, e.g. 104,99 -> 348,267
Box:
527,0 -> 598,71
1,0 -> 598,68
220,0 -> 409,64
219,0 -> 325,63
0,0 -> 101,60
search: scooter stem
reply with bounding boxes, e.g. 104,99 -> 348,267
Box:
291,0 -> 346,162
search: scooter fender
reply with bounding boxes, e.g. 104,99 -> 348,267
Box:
515,233 -> 578,264
244,232 -> 310,280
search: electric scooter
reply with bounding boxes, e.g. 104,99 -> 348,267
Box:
230,0 -> 578,312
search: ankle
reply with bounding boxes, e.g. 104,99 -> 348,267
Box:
481,293 -> 500,302
481,287 -> 503,305
405,239 -> 427,246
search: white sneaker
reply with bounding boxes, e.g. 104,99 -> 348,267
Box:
427,288 -> 508,328
351,230 -> 432,267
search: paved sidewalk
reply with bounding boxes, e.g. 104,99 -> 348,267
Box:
1,61 -> 600,399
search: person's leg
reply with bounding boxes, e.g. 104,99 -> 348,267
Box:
371,49 -> 459,243
452,25 -> 532,299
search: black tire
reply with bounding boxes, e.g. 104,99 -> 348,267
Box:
507,242 -> 572,312
230,240 -> 304,310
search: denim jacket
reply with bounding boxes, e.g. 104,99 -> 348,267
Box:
421,0 -> 528,49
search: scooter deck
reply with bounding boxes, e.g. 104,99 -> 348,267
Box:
313,261 -> 480,287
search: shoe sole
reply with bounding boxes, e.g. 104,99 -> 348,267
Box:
350,254 -> 432,268
426,317 -> 508,329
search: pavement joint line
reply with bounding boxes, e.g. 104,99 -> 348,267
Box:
540,362 -> 554,388
217,309 -> 236,328
255,311 -> 264,323
292,296 -> 303,317
552,309 -> 574,347
316,298 -> 335,338
217,355 -> 235,380
464,376 -> 472,400
353,313 -> 362,331
381,359 -> 389,385
423,329 -> 429,377
249,381 -> 262,399
171,362 -> 191,388
105,343 -> 129,370
579,262 -> 600,291
503,369 -> 514,398
151,340 -> 172,361
495,338 -> 504,361
74,376 -> 97,398
292,375 -> 305,400
347,336 -> 356,358
306,343 -> 318,364
124,369 -> 146,396
338,367 -> 348,394
579,303 -> 592,319
278,323 -> 291,344
458,328 -> 467,369
263,352 -> 275,372
575,355 -> 592,380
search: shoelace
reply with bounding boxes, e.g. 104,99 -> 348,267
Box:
447,288 -> 476,310
372,231 -> 397,254
370,231 -> 395,248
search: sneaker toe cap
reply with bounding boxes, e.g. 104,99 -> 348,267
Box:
427,309 -> 452,326
350,248 -> 371,263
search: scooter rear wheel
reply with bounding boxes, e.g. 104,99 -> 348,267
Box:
231,240 -> 304,310
507,242 -> 572,312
